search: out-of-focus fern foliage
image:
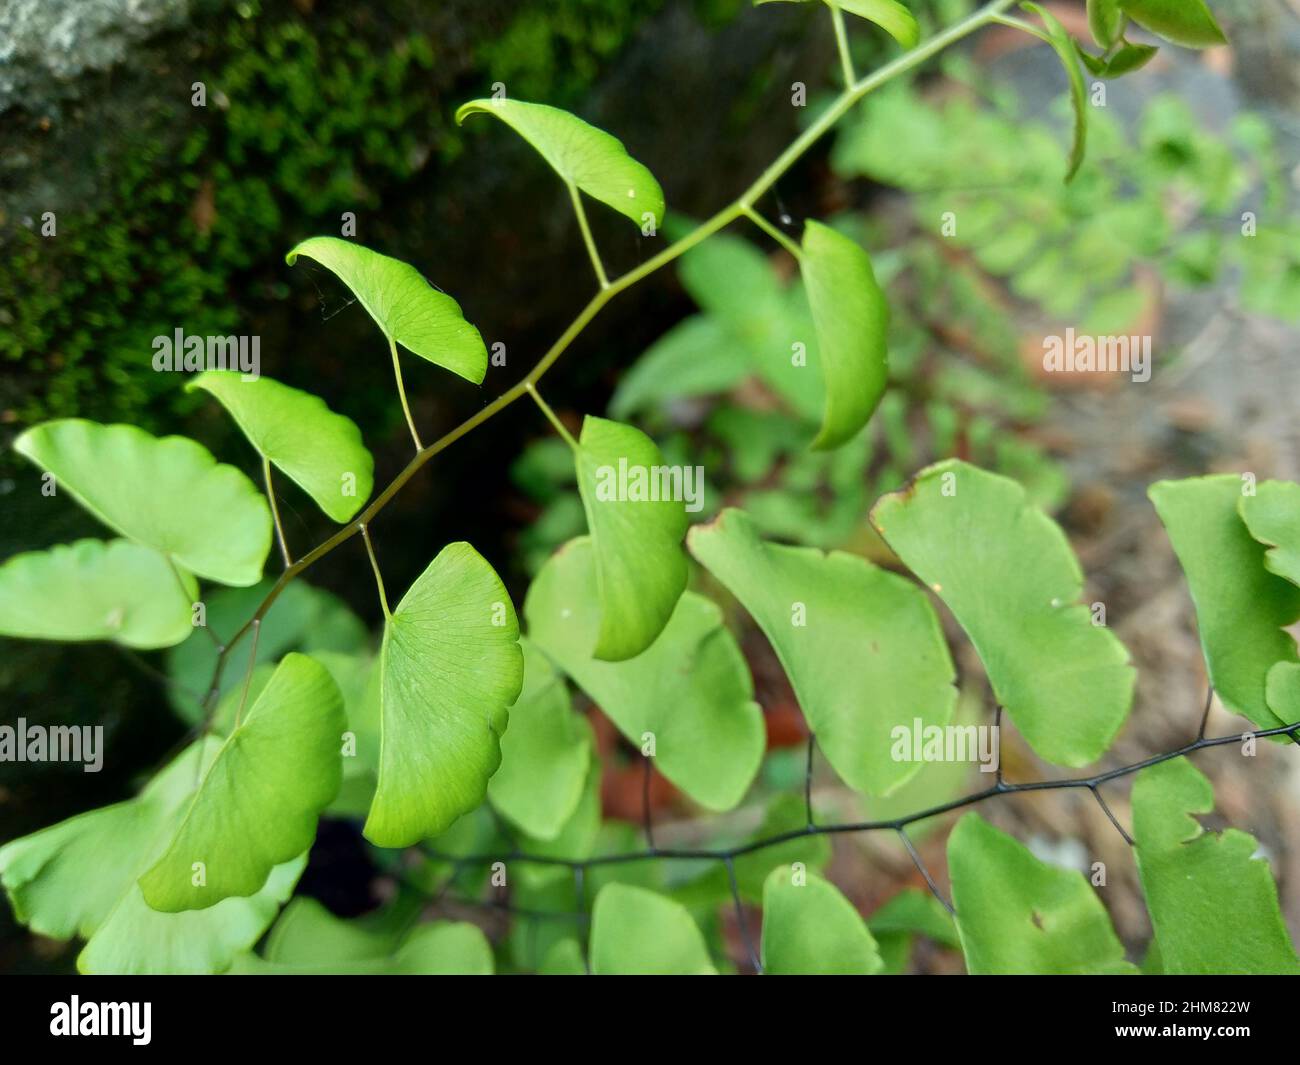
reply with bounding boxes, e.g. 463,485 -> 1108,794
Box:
512,56 -> 1300,566
834,59 -> 1300,327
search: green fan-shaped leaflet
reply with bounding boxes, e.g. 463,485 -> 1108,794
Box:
1086,0 -> 1124,48
81,859 -> 303,975
285,237 -> 488,385
455,99 -> 664,229
487,638 -> 593,841
262,895 -> 407,964
1270,662 -> 1300,728
14,420 -> 271,587
761,864 -> 883,975
1102,44 -> 1160,79
688,507 -> 956,796
871,460 -> 1135,766
859,688 -> 983,837
513,759 -> 603,888
755,0 -> 920,49
1149,475 -> 1300,729
1117,0 -> 1225,49
0,539 -> 195,649
575,415 -> 689,661
590,883 -> 716,975
0,739 -> 306,974
140,653 -> 345,911
948,813 -> 1136,974
1132,757 -> 1299,974
525,538 -> 764,811
188,371 -> 374,522
364,542 -> 524,847
540,939 -> 587,975
800,220 -> 889,449
1239,480 -> 1300,589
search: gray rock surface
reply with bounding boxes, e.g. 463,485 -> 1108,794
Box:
0,0 -> 192,114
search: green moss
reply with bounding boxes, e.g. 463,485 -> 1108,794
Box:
477,0 -> 665,101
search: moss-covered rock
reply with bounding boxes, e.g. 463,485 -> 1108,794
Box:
0,0 -> 680,431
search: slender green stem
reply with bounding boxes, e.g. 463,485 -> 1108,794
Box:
389,337 -> 423,452
232,618 -> 261,731
199,0 -> 1019,719
741,203 -> 803,259
360,524 -> 391,619
567,182 -> 610,290
262,456 -> 292,568
991,12 -> 1051,43
167,557 -> 220,648
526,382 -> 579,450
830,2 -> 856,88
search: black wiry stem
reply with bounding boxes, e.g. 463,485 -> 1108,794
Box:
422,716 -> 1300,895
992,704 -> 1005,788
1089,783 -> 1134,847
412,707 -> 1300,969
804,732 -> 817,828
725,855 -> 763,974
642,755 -> 656,851
898,826 -> 954,915
1197,685 -> 1215,740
